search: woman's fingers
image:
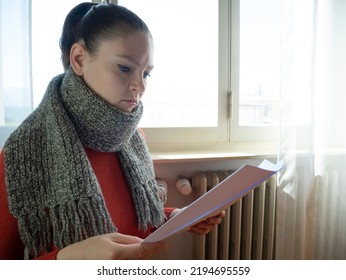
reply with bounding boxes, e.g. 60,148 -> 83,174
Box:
108,232 -> 143,244
106,232 -> 167,259
57,232 -> 167,260
189,210 -> 226,235
114,241 -> 168,260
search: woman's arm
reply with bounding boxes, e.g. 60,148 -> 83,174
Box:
0,150 -> 25,259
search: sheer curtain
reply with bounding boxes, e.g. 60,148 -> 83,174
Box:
277,0 -> 346,259
0,0 -> 32,147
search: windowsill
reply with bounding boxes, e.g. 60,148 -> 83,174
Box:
149,141 -> 278,163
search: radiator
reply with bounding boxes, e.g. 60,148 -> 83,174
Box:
191,170 -> 277,260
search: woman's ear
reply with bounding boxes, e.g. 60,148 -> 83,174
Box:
70,42 -> 86,76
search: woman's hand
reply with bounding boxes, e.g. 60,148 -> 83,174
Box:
56,232 -> 167,260
169,208 -> 226,235
189,210 -> 226,235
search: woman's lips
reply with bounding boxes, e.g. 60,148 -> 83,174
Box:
123,99 -> 138,106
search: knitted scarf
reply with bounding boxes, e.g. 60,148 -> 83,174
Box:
4,68 -> 165,258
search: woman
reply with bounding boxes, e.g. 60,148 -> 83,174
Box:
0,2 -> 223,260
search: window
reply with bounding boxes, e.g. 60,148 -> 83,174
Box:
230,0 -> 281,142
239,0 -> 281,126
0,1 -> 32,127
1,0 -> 283,150
0,0 -> 32,146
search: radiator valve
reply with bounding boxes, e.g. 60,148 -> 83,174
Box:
176,178 -> 192,195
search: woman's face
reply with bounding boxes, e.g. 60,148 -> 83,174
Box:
73,31 -> 154,113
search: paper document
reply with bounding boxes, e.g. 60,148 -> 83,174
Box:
143,159 -> 283,243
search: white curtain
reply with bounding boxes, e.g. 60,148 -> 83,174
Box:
0,0 -> 32,147
277,0 -> 346,259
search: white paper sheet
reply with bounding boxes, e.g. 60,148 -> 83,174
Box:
143,159 -> 284,243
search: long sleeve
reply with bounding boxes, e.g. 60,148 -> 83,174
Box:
0,150 -> 25,259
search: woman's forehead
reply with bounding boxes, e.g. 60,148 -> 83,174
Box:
99,32 -> 154,65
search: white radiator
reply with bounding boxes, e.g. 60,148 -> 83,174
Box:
191,171 -> 277,260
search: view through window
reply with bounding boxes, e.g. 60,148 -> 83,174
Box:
238,0 -> 281,126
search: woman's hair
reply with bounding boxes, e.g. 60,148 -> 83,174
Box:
59,2 -> 150,70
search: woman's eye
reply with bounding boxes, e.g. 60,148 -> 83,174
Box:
143,72 -> 151,79
118,65 -> 130,73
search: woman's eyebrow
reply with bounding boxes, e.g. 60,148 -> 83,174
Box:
116,55 -> 154,69
116,55 -> 140,66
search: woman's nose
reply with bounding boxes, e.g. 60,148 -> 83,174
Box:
130,74 -> 146,93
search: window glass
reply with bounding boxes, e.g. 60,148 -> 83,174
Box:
238,0 -> 281,126
0,0 -> 31,127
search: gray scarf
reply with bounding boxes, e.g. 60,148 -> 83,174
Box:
4,68 -> 165,258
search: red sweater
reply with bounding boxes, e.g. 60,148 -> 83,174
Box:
0,148 -> 173,260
